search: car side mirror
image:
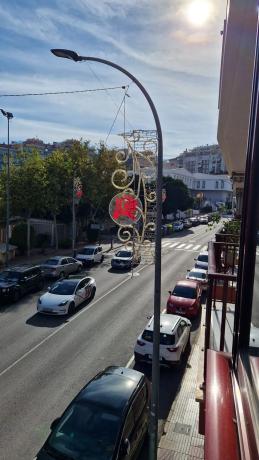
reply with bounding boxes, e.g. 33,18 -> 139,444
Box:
50,417 -> 60,431
186,269 -> 190,272
121,438 -> 131,456
47,286 -> 51,291
168,290 -> 172,295
194,258 -> 197,261
146,315 -> 152,319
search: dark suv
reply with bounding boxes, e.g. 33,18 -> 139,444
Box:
36,366 -> 150,460
0,265 -> 44,302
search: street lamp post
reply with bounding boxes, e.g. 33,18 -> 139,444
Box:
0,109 -> 14,267
51,49 -> 163,459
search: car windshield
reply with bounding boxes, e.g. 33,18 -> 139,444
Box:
50,281 -> 77,296
142,330 -> 175,345
197,255 -> 208,262
0,271 -> 20,281
189,271 -> 206,280
172,285 -> 197,299
116,251 -> 132,258
47,402 -> 121,460
44,259 -> 59,265
81,248 -> 95,255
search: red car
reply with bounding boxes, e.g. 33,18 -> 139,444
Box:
166,280 -> 202,318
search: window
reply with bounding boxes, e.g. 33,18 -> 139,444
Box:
202,181 -> 205,189
177,325 -> 183,339
123,408 -> 135,439
197,181 -> 200,189
215,181 -> 219,189
221,180 -> 224,189
61,258 -> 68,265
67,257 -> 76,263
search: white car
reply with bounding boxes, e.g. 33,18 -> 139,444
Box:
37,276 -> 96,315
186,268 -> 208,290
134,314 -> 191,366
174,221 -> 184,231
76,245 -> 104,266
194,251 -> 208,270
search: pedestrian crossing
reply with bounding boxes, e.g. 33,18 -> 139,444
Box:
161,240 -> 208,253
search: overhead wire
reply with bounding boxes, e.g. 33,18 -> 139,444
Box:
0,86 -> 126,97
105,86 -> 129,145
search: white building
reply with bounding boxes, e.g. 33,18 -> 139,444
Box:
163,167 -> 232,208
164,144 -> 227,175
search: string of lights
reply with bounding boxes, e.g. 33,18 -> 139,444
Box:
0,85 -> 126,97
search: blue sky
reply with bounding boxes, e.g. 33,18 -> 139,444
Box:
0,0 -> 226,158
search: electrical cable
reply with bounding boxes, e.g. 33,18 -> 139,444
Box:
0,86 -> 126,97
105,87 -> 129,145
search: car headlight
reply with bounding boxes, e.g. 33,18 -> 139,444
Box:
58,300 -> 68,306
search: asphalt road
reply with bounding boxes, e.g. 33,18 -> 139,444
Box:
0,224 -> 220,460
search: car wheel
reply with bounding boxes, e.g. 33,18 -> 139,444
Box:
90,287 -> 96,300
12,289 -> 20,302
68,302 -> 75,315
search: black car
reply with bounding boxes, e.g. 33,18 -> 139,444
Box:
0,265 -> 44,302
36,366 -> 150,460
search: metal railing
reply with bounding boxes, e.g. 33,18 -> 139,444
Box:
204,240 -> 238,381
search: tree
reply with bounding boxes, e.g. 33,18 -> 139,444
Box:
162,176 -> 194,219
44,149 -> 73,249
10,149 -> 46,256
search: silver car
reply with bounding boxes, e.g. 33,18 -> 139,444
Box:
37,276 -> 96,315
40,256 -> 83,279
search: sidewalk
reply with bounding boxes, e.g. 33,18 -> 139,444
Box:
158,309 -> 205,459
5,239 -> 123,268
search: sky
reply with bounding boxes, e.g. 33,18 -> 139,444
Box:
0,0 -> 227,159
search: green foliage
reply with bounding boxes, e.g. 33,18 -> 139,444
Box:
87,226 -> 99,243
35,233 -> 51,249
10,223 -> 35,254
162,176 -> 194,217
59,238 -> 72,249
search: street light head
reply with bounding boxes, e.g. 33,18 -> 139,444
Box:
51,49 -> 81,62
0,109 -> 13,119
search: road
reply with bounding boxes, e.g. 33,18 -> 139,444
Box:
0,224 -> 219,460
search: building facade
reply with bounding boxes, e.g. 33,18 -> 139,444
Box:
164,144 -> 227,175
163,167 -> 232,208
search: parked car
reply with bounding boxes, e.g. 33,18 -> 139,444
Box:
189,217 -> 200,226
166,280 -> 202,318
36,366 -> 150,460
111,249 -> 141,270
186,268 -> 208,290
194,251 -> 208,270
37,275 -> 96,315
183,219 -> 192,228
199,215 -> 209,224
134,313 -> 191,366
173,221 -> 184,231
40,256 -> 83,279
76,244 -> 104,266
0,265 -> 44,302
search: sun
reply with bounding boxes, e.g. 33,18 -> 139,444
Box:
185,0 -> 213,27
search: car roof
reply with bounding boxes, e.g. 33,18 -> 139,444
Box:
83,244 -> 101,249
3,265 -> 40,272
145,314 -> 183,334
175,279 -> 199,288
189,268 -> 207,274
198,251 -> 208,256
75,366 -> 144,412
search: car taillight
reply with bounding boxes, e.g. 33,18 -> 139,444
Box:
167,346 -> 179,352
137,340 -> 145,346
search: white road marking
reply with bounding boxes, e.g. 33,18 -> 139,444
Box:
162,242 -> 171,247
0,265 -> 148,379
192,245 -> 201,251
169,242 -> 178,248
202,245 -> 208,251
176,243 -> 186,249
184,244 -> 193,250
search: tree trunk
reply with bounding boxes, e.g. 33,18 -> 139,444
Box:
53,214 -> 59,250
27,216 -> 31,257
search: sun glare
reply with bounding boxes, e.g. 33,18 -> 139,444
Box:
185,0 -> 213,27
